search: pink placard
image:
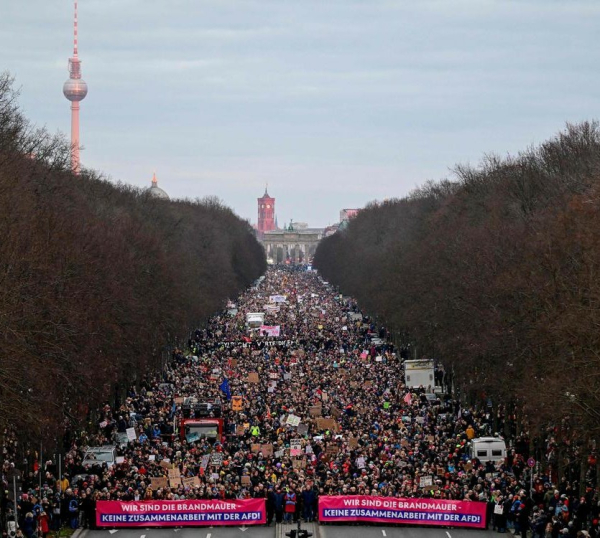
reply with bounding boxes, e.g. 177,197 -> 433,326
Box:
96,499 -> 266,527
318,496 -> 486,528
259,325 -> 280,337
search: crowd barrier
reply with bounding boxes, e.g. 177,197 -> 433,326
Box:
96,499 -> 266,527
318,495 -> 487,528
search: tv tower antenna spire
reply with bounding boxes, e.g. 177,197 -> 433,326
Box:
63,0 -> 88,174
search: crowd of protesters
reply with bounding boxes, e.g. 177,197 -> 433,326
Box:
2,266 -> 600,537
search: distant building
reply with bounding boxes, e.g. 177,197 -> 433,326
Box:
263,227 -> 324,264
257,187 -> 276,239
148,172 -> 169,200
340,208 -> 360,222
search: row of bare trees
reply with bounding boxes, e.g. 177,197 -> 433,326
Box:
0,73 -> 266,441
315,121 -> 600,484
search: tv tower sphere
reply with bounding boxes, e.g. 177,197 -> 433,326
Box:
63,77 -> 88,102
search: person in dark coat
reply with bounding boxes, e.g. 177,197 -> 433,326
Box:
273,487 -> 284,523
266,486 -> 276,526
302,485 -> 316,522
22,512 -> 37,538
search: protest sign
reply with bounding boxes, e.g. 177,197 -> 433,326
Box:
290,439 -> 302,456
150,477 -> 168,490
309,406 -> 322,417
419,476 -> 433,488
210,453 -> 223,467
260,326 -> 281,337
260,444 -> 274,456
286,414 -> 301,427
232,396 -> 243,411
297,424 -> 309,436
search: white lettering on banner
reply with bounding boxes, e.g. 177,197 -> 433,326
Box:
322,509 -> 481,523
340,498 -> 459,511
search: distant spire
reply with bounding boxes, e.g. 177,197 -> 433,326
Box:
152,171 -> 158,185
73,0 -> 79,57
264,182 -> 269,196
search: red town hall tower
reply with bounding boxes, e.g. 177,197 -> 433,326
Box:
257,187 -> 276,239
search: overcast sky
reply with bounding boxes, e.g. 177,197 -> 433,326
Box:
1,0 -> 599,227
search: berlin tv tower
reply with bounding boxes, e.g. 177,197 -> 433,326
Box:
63,0 -> 88,174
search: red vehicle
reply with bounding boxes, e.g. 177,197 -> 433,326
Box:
178,417 -> 224,443
176,399 -> 224,443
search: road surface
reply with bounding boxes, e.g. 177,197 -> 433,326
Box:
81,525 -> 496,538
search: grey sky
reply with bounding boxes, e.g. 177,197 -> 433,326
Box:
1,0 -> 598,227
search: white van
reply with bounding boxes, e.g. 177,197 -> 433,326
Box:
246,312 -> 265,329
470,437 -> 507,462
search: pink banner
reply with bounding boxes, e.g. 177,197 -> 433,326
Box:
260,325 -> 280,337
318,496 -> 486,528
96,499 -> 266,527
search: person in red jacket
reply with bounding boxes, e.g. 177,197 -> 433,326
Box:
284,487 -> 297,523
38,511 -> 50,538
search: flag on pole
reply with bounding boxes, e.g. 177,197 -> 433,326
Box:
219,378 -> 231,400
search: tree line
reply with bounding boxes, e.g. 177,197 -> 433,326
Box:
314,121 -> 600,485
0,73 -> 266,441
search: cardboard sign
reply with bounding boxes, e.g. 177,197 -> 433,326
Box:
274,449 -> 285,458
160,459 -> 172,469
248,373 -> 259,383
292,459 -> 306,469
251,444 -> 261,453
126,427 -> 137,442
290,439 -> 302,456
348,436 -> 359,449
236,425 -> 246,436
241,476 -> 251,486
200,455 -> 210,470
316,418 -> 339,432
174,397 -> 185,404
357,457 -> 366,469
182,476 -> 201,488
260,444 -> 274,457
150,477 -> 168,489
169,478 -> 181,488
309,406 -> 322,417
232,396 -> 243,411
168,468 -> 181,479
331,406 -> 341,418
210,453 -> 223,467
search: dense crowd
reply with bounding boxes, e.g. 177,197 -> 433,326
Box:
2,267 -> 600,537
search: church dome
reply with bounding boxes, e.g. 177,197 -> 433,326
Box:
148,172 -> 169,200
